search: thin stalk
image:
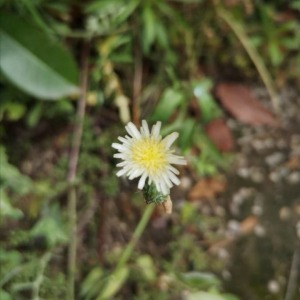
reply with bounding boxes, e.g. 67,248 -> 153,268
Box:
32,252 -> 52,300
284,248 -> 300,300
217,8 -> 280,113
66,41 -> 90,300
132,35 -> 142,126
97,204 -> 155,300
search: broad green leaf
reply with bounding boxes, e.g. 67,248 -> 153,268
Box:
180,271 -> 221,289
142,5 -> 156,54
136,255 -> 156,282
151,88 -> 184,122
81,267 -> 104,300
193,79 -> 222,122
179,118 -> 196,151
97,267 -> 129,299
0,13 -> 79,99
0,189 -> 23,220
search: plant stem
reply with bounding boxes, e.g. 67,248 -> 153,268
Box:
284,248 -> 300,300
97,204 -> 155,300
217,8 -> 280,113
66,41 -> 90,300
32,252 -> 52,300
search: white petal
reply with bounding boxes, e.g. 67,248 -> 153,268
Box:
151,121 -> 161,139
168,171 -> 181,185
112,143 -> 127,151
167,165 -> 180,175
126,122 -> 141,139
162,173 -> 172,188
129,168 -> 143,180
116,168 -> 128,177
118,136 -> 131,145
142,120 -> 150,137
168,155 -> 186,165
114,153 -> 126,159
163,132 -> 178,148
159,182 -> 169,195
138,172 -> 148,190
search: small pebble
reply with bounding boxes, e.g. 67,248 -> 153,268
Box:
237,167 -> 250,178
252,204 -> 263,216
254,224 -> 266,237
279,207 -> 291,221
265,152 -> 285,167
269,171 -> 281,182
180,176 -> 192,190
268,280 -> 280,294
218,248 -> 229,260
287,171 -> 300,184
227,220 -> 240,237
250,168 -> 265,183
252,139 -> 265,151
222,269 -> 232,281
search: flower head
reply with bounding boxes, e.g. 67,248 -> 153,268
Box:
112,120 -> 186,195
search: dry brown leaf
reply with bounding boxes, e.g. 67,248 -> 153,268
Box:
205,118 -> 235,152
239,216 -> 258,235
216,83 -> 279,126
188,177 -> 226,201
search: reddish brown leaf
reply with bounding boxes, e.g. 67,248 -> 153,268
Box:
240,216 -> 258,235
216,83 -> 279,126
205,118 -> 235,152
188,177 -> 226,201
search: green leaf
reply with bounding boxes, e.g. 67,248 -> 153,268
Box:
193,79 -> 222,122
81,267 -> 104,300
151,88 -> 184,122
142,5 -> 156,54
98,267 -> 129,299
180,271 -> 221,289
0,102 -> 26,121
0,13 -> 79,99
30,205 -> 68,247
136,255 -> 156,282
179,118 -> 196,151
0,190 -> 23,220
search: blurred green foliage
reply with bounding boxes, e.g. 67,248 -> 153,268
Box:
0,0 -> 299,299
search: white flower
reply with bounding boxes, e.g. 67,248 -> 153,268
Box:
112,120 -> 186,195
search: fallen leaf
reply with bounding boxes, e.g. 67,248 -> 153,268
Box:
188,177 -> 226,201
205,118 -> 235,152
216,83 -> 279,126
239,216 -> 258,235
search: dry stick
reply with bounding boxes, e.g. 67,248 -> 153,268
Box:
284,248 -> 300,300
132,38 -> 143,126
66,41 -> 90,300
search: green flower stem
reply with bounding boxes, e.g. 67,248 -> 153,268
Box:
97,203 -> 155,300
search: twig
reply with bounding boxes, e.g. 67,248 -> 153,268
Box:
32,252 -> 52,300
132,37 -> 143,126
66,40 -> 90,300
217,8 -> 280,113
284,248 -> 300,300
97,204 -> 155,300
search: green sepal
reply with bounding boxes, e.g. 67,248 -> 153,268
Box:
143,183 -> 168,204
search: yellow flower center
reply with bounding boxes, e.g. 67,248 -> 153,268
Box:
131,137 -> 167,174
